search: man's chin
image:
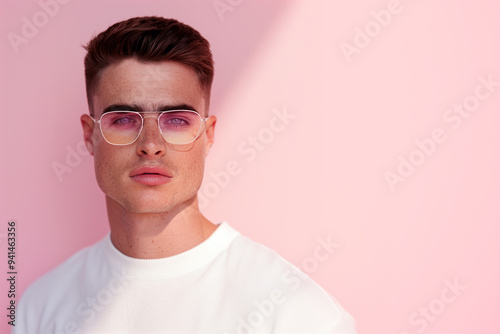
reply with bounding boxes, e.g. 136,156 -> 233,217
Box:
105,195 -> 167,212
114,196 -> 197,215
105,191 -> 199,214
121,201 -> 174,214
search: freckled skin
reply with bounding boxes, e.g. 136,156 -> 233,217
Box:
80,59 -> 217,258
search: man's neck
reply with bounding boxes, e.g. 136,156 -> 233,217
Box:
106,196 -> 218,259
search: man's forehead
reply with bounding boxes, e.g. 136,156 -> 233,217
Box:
100,58 -> 199,82
92,59 -> 206,114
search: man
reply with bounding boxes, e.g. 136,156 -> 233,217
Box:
16,16 -> 356,333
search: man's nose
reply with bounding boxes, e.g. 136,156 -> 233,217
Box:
135,115 -> 166,156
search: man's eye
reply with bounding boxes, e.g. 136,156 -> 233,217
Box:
113,116 -> 138,125
168,118 -> 187,125
163,117 -> 190,127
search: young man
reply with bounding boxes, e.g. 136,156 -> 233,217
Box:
16,17 -> 356,333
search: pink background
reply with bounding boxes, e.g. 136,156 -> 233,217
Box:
1,0 -> 499,333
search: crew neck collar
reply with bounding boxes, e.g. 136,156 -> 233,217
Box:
103,222 -> 239,279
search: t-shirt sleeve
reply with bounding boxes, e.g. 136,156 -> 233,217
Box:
323,293 -> 357,334
11,287 -> 33,334
268,267 -> 357,333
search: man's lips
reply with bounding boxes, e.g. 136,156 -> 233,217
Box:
130,166 -> 172,177
130,166 -> 172,185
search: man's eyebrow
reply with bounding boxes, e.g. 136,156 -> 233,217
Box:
102,103 -> 198,114
157,103 -> 197,112
102,104 -> 140,113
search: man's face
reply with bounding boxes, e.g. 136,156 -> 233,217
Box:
81,59 -> 215,213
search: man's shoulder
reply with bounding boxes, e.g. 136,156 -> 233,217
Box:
225,229 -> 321,283
225,231 -> 333,295
222,229 -> 357,332
20,235 -> 106,308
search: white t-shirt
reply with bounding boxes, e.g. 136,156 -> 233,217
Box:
15,222 -> 357,334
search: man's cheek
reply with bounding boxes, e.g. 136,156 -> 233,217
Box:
179,156 -> 204,189
94,158 -> 110,191
94,151 -> 119,189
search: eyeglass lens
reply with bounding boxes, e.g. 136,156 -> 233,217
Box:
99,111 -> 202,145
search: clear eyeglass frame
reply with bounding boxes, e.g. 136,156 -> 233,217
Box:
89,110 -> 208,146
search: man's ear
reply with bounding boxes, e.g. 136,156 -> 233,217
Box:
204,115 -> 216,156
80,114 -> 96,156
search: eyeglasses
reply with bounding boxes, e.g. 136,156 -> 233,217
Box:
90,110 -> 208,146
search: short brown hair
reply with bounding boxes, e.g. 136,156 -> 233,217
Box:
83,16 -> 214,115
